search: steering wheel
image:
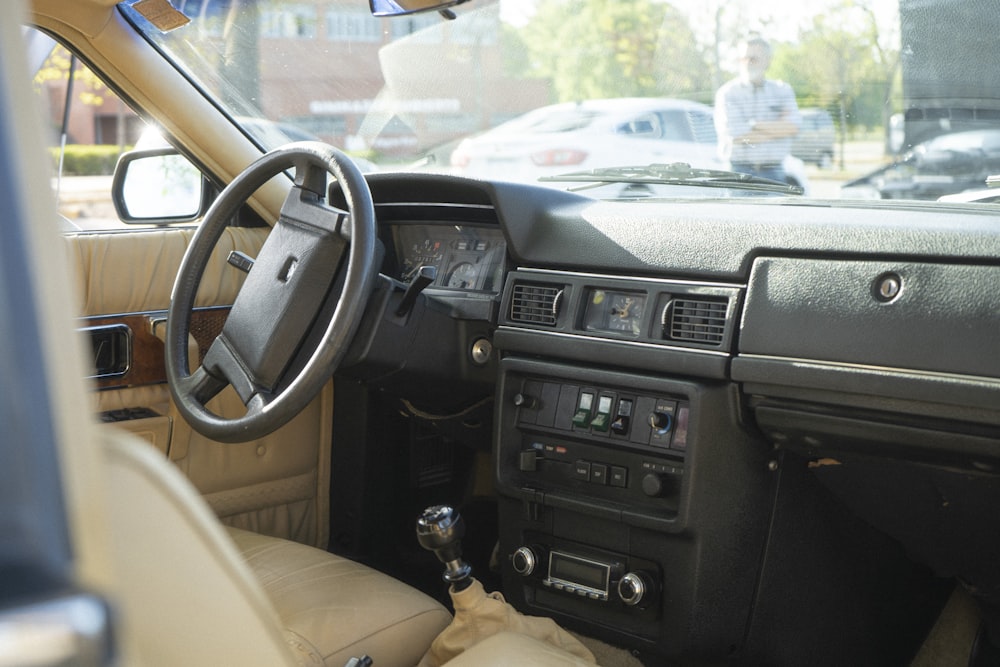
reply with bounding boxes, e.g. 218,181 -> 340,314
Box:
166,142 -> 377,443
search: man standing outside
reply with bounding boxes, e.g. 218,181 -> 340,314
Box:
714,36 -> 801,183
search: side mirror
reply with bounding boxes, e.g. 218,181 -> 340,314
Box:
111,148 -> 208,224
369,0 -> 468,17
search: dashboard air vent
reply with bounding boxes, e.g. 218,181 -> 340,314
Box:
510,282 -> 563,326
664,297 -> 728,345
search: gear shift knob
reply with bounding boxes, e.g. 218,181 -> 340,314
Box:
417,505 -> 473,590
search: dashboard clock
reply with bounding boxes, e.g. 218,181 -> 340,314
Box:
583,290 -> 646,337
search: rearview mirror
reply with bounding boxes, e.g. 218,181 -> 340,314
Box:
369,0 -> 468,17
111,148 -> 207,224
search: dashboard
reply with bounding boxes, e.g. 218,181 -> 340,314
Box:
347,173 -> 1000,666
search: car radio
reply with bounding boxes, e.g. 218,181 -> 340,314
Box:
508,534 -> 661,623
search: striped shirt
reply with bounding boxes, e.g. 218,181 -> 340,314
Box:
714,77 -> 801,165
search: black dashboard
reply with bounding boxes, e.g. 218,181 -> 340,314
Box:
341,172 -> 1000,665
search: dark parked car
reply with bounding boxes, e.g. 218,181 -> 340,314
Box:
842,129 -> 1000,200
792,108 -> 835,167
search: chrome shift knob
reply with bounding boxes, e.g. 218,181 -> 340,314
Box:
417,505 -> 472,590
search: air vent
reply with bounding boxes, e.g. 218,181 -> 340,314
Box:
510,282 -> 563,326
664,297 -> 728,345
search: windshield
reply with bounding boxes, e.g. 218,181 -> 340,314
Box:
120,0 -> 1000,204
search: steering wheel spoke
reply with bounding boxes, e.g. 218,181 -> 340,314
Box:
175,364 -> 229,408
165,142 -> 378,443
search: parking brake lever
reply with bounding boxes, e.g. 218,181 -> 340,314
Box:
395,265 -> 437,317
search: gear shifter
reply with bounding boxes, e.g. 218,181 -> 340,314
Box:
416,505 -> 473,591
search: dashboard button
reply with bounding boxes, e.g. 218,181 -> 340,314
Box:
590,463 -> 608,485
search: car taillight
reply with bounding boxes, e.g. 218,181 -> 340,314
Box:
530,149 -> 588,166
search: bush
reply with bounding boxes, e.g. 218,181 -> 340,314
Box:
48,144 -> 130,176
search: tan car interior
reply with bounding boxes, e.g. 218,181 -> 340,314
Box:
19,0 -> 609,664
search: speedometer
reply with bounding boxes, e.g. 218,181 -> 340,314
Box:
446,261 -> 478,289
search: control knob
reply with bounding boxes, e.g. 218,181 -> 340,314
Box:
618,571 -> 654,606
641,472 -> 675,498
513,393 -> 538,409
511,546 -> 543,576
648,411 -> 672,434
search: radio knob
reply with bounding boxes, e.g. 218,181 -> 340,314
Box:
618,571 -> 653,606
512,546 -> 540,576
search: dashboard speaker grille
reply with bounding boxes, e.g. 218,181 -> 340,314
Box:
666,297 -> 728,345
511,282 -> 562,326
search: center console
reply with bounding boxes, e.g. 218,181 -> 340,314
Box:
494,358 -> 775,661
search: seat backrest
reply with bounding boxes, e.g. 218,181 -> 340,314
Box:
95,428 -> 301,666
1,9 -> 302,663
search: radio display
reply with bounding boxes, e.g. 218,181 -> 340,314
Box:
548,552 -> 610,592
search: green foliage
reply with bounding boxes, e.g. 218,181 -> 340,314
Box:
768,1 -> 900,132
33,44 -> 108,107
510,0 -> 898,133
514,0 -> 710,103
49,145 -> 126,176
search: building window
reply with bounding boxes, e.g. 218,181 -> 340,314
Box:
326,9 -> 381,43
389,13 -> 440,41
261,5 -> 317,39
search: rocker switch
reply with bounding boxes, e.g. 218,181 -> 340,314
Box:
590,394 -> 613,433
572,391 -> 595,429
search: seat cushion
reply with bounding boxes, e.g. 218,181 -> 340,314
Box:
227,527 -> 452,667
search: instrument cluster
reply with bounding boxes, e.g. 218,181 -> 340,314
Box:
392,223 -> 507,293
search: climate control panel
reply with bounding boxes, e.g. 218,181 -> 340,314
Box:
498,374 -> 690,518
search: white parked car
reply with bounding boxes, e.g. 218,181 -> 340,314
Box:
449,97 -> 808,193
450,98 -> 724,178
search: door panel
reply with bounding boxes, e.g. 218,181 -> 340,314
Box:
67,227 -> 266,314
70,227 -> 332,549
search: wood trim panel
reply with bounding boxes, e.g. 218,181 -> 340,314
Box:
83,307 -> 229,390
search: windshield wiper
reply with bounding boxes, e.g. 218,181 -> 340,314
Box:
540,162 -> 804,195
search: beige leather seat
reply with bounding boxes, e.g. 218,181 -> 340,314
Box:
227,527 -> 453,665
99,430 -> 451,666
96,429 -> 596,667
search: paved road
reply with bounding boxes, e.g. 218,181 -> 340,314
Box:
804,140 -> 890,199
54,175 -> 119,230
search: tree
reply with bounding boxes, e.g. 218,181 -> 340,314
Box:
768,0 -> 900,166
33,44 -> 111,143
514,0 -> 710,103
